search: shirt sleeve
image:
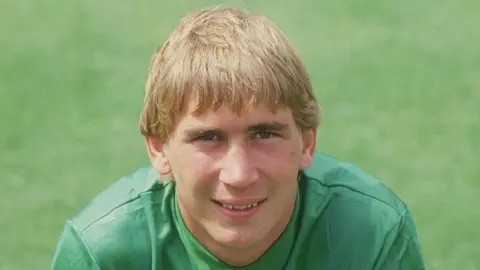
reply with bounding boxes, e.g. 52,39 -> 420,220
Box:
374,209 -> 427,270
50,220 -> 101,270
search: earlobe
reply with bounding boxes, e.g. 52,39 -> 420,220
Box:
145,136 -> 172,175
300,129 -> 317,170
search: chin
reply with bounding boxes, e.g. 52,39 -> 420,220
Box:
218,236 -> 258,249
210,227 -> 261,249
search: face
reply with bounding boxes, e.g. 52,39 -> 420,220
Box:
146,102 -> 316,254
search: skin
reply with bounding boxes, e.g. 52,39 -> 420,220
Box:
145,101 -> 317,266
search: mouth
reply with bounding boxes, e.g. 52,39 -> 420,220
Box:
212,199 -> 267,212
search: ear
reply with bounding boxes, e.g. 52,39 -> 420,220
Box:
300,128 -> 317,170
145,136 -> 172,175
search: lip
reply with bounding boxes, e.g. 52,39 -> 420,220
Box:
213,198 -> 266,205
213,198 -> 267,219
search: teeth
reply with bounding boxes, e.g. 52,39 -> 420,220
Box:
221,202 -> 259,210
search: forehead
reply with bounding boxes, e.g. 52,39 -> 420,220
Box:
176,101 -> 295,129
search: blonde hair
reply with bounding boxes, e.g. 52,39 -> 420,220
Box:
140,5 -> 321,140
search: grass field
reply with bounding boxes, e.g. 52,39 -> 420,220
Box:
1,0 -> 479,269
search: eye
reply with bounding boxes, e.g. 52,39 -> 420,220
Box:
252,131 -> 277,139
197,131 -> 221,141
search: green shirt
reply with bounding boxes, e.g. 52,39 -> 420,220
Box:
51,153 -> 426,269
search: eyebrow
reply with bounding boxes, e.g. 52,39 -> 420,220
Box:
184,121 -> 289,139
247,122 -> 289,133
184,128 -> 223,140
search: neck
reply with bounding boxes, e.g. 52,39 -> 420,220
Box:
178,196 -> 296,267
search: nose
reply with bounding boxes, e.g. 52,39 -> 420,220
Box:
218,143 -> 259,189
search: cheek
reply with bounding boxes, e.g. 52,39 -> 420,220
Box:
256,139 -> 302,161
254,143 -> 302,175
173,157 -> 213,212
170,148 -> 215,189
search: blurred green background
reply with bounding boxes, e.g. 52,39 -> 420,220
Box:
1,0 -> 479,269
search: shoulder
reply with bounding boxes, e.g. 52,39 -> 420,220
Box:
295,153 -> 419,266
303,152 -> 408,218
71,165 -> 169,229
300,152 -> 413,246
66,166 -> 175,268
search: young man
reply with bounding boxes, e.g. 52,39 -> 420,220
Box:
51,6 -> 426,270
